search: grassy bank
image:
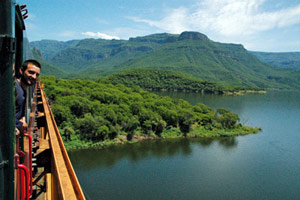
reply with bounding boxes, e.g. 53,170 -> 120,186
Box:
63,125 -> 261,151
224,90 -> 267,96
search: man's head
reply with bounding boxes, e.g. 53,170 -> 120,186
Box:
19,59 -> 41,87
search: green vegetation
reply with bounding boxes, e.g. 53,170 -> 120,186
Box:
250,51 -> 300,70
103,68 -> 226,94
30,39 -> 80,61
32,48 -> 69,78
103,68 -> 262,94
42,76 -> 260,150
113,36 -> 300,89
31,31 -> 300,89
33,50 -> 261,95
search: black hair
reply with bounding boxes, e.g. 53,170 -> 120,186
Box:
21,59 -> 41,71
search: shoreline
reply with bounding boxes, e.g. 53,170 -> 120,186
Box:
224,90 -> 266,96
65,126 -> 261,151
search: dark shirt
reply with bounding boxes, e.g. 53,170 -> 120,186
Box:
15,78 -> 26,130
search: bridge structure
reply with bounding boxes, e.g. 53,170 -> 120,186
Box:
0,2 -> 86,199
15,82 -> 86,200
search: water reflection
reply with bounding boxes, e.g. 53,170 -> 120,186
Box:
154,91 -> 249,112
218,137 -> 238,148
69,91 -> 300,200
69,137 -> 238,170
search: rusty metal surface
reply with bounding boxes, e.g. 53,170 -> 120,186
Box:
40,87 -> 85,200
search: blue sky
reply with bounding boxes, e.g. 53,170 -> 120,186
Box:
20,0 -> 300,52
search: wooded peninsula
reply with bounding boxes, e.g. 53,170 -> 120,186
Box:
42,76 -> 260,150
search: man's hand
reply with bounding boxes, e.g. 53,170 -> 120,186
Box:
20,117 -> 28,129
15,128 -> 20,136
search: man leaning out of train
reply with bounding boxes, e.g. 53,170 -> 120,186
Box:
15,59 -> 41,135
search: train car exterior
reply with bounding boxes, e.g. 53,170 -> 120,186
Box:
0,1 -> 29,199
1,1 -> 86,199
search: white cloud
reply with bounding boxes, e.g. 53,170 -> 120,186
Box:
130,0 -> 300,37
197,0 -> 300,36
129,7 -> 190,34
109,27 -> 154,40
81,32 -> 120,40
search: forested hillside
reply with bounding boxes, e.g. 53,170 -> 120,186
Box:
250,51 -> 300,70
103,68 -> 256,93
31,31 -> 300,90
32,48 -> 68,78
42,76 -> 259,150
33,50 -> 238,93
30,39 -> 79,61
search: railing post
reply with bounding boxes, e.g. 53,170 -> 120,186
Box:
15,152 -> 30,200
24,133 -> 33,196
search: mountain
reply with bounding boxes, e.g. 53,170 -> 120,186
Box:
30,31 -> 300,89
51,34 -> 177,72
102,68 -> 232,94
30,34 -> 175,73
250,51 -> 300,70
31,47 -> 69,78
30,39 -> 79,61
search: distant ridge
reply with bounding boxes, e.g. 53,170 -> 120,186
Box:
30,39 -> 79,61
178,31 -> 209,41
30,31 -> 300,89
103,68 -> 228,94
250,51 -> 300,70
32,47 -> 68,78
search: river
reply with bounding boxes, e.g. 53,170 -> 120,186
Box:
69,90 -> 300,200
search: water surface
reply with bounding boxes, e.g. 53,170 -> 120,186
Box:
69,90 -> 300,200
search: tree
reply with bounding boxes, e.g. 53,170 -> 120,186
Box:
142,120 -> 153,135
215,108 -> 240,129
125,116 -> 140,133
75,113 -> 108,141
178,109 -> 195,135
157,107 -> 178,127
63,126 -> 75,141
70,97 -> 92,117
155,119 -> 167,136
97,125 -> 109,140
52,104 -> 72,126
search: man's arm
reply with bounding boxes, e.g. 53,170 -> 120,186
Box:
16,118 -> 23,130
16,117 -> 27,131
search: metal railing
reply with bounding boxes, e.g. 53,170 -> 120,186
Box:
40,83 -> 86,200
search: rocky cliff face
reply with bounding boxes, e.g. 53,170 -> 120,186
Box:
178,31 -> 209,41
